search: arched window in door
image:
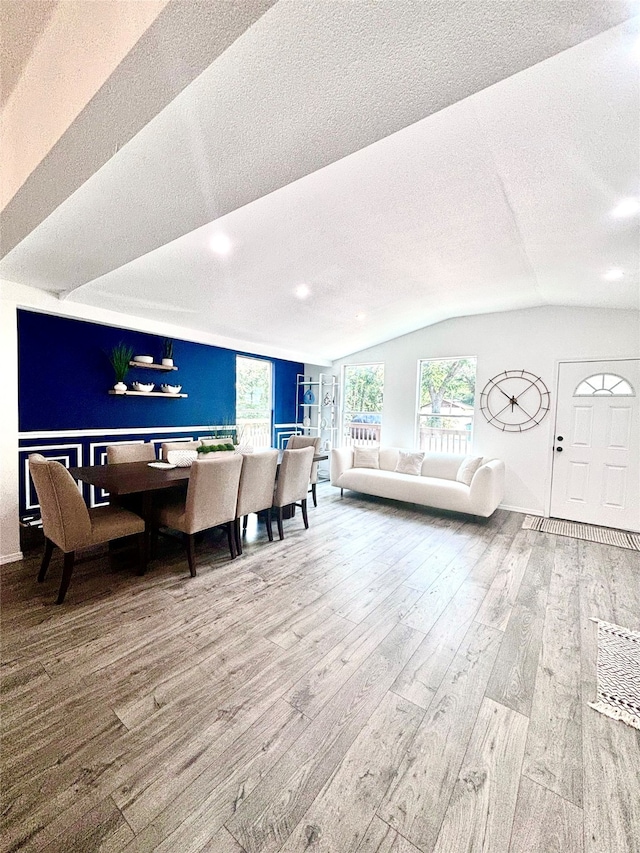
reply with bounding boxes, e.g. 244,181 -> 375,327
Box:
574,373 -> 634,397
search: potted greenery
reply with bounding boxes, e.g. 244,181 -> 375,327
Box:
108,342 -> 134,391
197,443 -> 236,454
161,338 -> 174,367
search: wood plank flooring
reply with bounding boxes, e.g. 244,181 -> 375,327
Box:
2,484 -> 639,853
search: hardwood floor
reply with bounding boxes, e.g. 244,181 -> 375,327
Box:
2,485 -> 639,853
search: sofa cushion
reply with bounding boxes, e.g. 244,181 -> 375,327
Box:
420,452 -> 472,481
394,450 -> 425,476
378,448 -> 396,471
339,468 -> 471,510
456,455 -> 484,486
353,445 -> 380,469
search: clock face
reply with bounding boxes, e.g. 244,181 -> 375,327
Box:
480,370 -> 550,432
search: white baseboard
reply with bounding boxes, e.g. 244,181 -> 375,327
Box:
499,504 -> 543,517
1,551 -> 24,565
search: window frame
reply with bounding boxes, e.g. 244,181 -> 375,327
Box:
341,361 -> 385,447
415,355 -> 477,454
235,355 -> 274,449
574,373 -> 634,397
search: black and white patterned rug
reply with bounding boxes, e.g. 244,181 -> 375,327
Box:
589,619 -> 640,731
522,515 -> 640,551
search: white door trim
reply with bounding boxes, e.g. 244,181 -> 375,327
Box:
546,355 -> 639,526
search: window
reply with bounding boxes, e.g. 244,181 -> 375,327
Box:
236,356 -> 273,448
342,363 -> 384,445
574,373 -> 634,396
417,357 -> 477,454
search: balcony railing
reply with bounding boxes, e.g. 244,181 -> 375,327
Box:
236,418 -> 271,449
342,415 -> 382,446
340,415 -> 472,453
418,417 -> 473,455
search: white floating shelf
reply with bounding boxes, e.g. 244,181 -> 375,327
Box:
129,361 -> 178,371
109,390 -> 188,398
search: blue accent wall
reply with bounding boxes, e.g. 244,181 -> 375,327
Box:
272,357 -> 299,427
18,310 -> 302,432
17,310 -> 303,516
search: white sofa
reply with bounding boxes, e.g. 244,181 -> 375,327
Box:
330,446 -> 505,518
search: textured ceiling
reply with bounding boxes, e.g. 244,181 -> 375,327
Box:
1,0 -> 638,363
0,0 -> 57,106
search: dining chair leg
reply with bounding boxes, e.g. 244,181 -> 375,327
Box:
265,511 -> 273,542
137,532 -> 147,576
226,522 -> 237,559
150,525 -> 160,560
185,533 -> 197,577
142,491 -> 153,562
301,498 -> 309,529
38,537 -> 54,582
277,507 -> 284,540
243,515 -> 249,532
311,482 -> 317,507
56,551 -> 75,604
235,518 -> 243,555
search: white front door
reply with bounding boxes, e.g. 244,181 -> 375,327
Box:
550,359 -> 639,532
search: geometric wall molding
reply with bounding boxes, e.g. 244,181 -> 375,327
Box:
19,422 -> 301,514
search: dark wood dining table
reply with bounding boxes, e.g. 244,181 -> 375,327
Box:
69,459 -> 190,500
68,450 -> 329,519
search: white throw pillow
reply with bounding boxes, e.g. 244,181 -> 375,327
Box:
394,450 -> 425,476
456,455 -> 483,486
166,449 -> 198,467
353,446 -> 380,469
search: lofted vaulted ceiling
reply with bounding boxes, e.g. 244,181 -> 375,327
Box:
1,0 -> 638,363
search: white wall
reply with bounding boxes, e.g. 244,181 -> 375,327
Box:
0,287 -> 21,563
331,306 -> 640,515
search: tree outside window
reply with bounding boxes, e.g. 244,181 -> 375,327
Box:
418,357 -> 476,454
236,356 -> 272,447
343,363 -> 384,445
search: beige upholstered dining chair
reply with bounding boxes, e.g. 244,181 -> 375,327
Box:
272,446 -> 315,540
106,443 -> 156,464
160,438 -> 236,460
286,434 -> 321,506
235,449 -> 279,554
106,443 -> 157,513
160,440 -> 199,460
28,454 -> 146,604
154,453 -> 243,576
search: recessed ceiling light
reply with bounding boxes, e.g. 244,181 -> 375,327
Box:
610,197 -> 640,218
295,284 -> 311,299
602,268 -> 624,281
209,233 -> 232,255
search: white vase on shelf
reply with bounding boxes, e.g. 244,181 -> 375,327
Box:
113,382 -> 127,392
161,358 -> 174,367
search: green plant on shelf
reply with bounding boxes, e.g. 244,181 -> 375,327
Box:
108,342 -> 134,383
162,338 -> 174,360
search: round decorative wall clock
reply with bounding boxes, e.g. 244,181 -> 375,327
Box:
480,369 -> 550,432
